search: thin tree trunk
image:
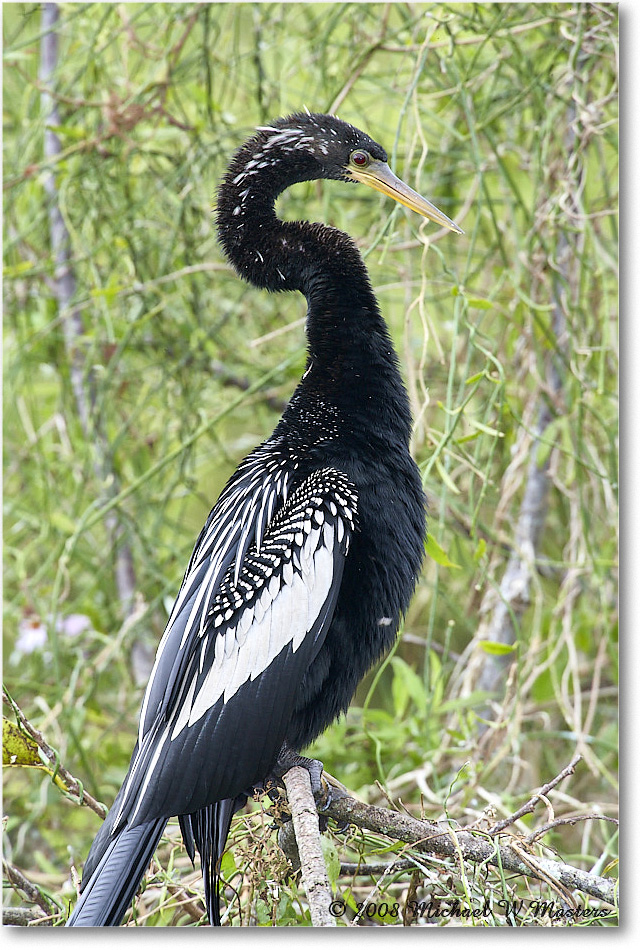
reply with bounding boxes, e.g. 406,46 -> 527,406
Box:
40,4 -> 147,674
474,86 -> 578,709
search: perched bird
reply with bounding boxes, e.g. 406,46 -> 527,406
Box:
67,111 -> 462,927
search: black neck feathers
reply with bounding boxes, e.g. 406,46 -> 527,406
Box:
215,114 -> 409,431
216,114 -> 385,302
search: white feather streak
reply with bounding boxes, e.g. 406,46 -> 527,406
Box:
176,525 -> 338,735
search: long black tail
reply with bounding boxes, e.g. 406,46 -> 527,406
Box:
179,796 -> 246,925
66,817 -> 167,926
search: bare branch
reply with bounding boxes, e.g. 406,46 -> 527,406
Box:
321,787 -> 616,906
282,766 -> 336,927
487,754 -> 583,835
3,860 -> 59,919
524,814 -> 619,847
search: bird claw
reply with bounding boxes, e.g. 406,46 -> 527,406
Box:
272,745 -> 332,811
315,775 -> 333,813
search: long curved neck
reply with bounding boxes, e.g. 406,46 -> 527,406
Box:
216,139 -> 411,435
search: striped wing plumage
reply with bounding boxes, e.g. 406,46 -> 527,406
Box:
139,440 -> 292,740
87,459 -> 357,857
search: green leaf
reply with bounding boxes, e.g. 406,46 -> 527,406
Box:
466,296 -> 494,310
254,897 -> 272,925
50,511 -> 79,536
478,640 -> 518,656
469,419 -> 504,438
439,689 -> 494,713
391,657 -> 427,718
428,649 -> 444,712
342,889 -> 360,914
219,849 -> 237,878
3,261 -> 38,278
47,124 -> 90,141
3,50 -> 33,62
320,836 -> 340,889
535,418 -> 562,467
434,458 -> 461,495
425,533 -> 461,568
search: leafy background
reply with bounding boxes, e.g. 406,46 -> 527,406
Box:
3,1 -> 617,926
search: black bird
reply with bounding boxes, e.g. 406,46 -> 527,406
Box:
67,111 -> 462,927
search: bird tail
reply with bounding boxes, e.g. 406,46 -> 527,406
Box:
66,817 -> 167,926
179,796 -> 246,925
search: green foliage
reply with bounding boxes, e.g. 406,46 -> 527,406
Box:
424,533 -> 461,568
3,1 -> 617,926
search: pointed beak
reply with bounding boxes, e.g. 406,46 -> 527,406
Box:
349,160 -> 463,234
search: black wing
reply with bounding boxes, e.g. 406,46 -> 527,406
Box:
106,465 -> 357,833
138,438 -> 292,740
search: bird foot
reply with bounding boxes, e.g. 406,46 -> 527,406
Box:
272,744 -> 332,811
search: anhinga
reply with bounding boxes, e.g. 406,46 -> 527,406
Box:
67,112 -> 462,927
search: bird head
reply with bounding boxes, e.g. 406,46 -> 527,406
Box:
256,112 -> 463,234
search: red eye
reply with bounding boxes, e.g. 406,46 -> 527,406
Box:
351,150 -> 370,167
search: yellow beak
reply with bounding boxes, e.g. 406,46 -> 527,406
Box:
349,159 -> 463,234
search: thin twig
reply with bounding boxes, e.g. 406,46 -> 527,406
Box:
402,869 -> 422,926
487,754 -> 582,835
3,860 -> 59,918
378,11 -> 577,52
209,360 -> 287,412
327,5 -> 390,115
525,814 -> 619,846
163,884 -> 207,924
3,690 -> 107,819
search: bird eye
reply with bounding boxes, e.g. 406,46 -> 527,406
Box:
350,150 -> 370,168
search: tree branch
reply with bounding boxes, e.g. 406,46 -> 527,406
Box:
3,690 -> 107,819
3,860 -> 58,921
321,786 -> 616,907
282,766 -> 336,927
487,753 -> 582,835
3,906 -> 52,927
